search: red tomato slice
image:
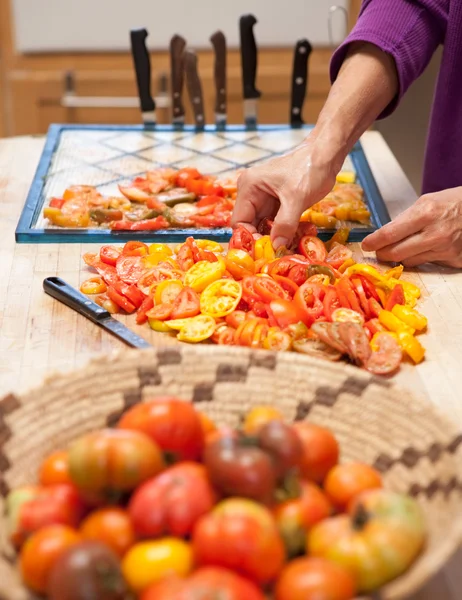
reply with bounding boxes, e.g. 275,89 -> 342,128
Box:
323,287 -> 342,321
193,214 -> 230,228
113,280 -> 146,308
269,299 -> 306,329
298,236 -> 328,263
253,278 -> 287,303
385,284 -> 405,311
176,168 -> 202,187
326,244 -> 353,269
229,226 -> 255,258
196,195 -> 224,208
116,256 -> 146,285
93,261 -> 119,287
241,276 -> 261,304
146,303 -> 173,321
170,287 -> 201,319
49,197 -> 65,209
136,296 -> 155,325
369,297 -> 383,318
355,275 -> 382,303
107,286 -> 136,313
110,217 -> 170,231
350,277 -> 371,318
271,275 -> 299,298
122,241 -> 149,257
287,264 -> 309,286
83,252 -> 99,267
224,259 -> 253,281
337,277 -> 363,315
364,318 -> 387,336
293,281 -> 326,324
100,245 -> 122,266
252,301 -> 269,318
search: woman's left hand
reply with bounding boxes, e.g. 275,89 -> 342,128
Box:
362,188 -> 462,268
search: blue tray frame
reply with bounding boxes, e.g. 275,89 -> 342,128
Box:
15,123 -> 390,244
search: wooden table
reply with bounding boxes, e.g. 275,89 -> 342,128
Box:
0,132 -> 461,598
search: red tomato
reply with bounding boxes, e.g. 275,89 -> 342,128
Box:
350,277 -> 371,317
142,567 -> 266,600
107,286 -> 137,313
118,397 -> 205,461
272,275 -> 299,298
113,280 -> 146,308
326,244 -> 353,269
355,274 -> 381,303
225,310 -> 247,329
298,236 -> 327,263
193,214 -> 230,228
294,281 -> 326,324
269,298 -> 306,329
129,462 -> 216,538
99,245 -> 121,266
116,255 -> 146,284
136,295 -> 155,325
323,287 -> 342,321
275,557 -> 357,600
241,276 -> 262,304
176,167 -> 202,187
254,277 -> 287,303
93,261 -> 119,287
122,241 -> 149,257
39,451 -> 73,486
192,498 -> 286,585
324,462 -> 383,510
171,286 -> 201,319
337,277 -> 363,315
229,225 -> 255,258
110,217 -> 170,231
80,508 -> 135,557
364,318 -> 387,336
385,283 -> 405,311
146,302 -> 173,321
293,422 -> 340,483
49,197 -> 65,209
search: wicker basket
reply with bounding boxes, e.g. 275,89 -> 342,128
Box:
1,345 -> 461,600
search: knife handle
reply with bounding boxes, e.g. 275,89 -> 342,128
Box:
210,31 -> 227,117
43,277 -> 110,323
290,39 -> 312,127
130,28 -> 155,113
239,14 -> 261,100
170,34 -> 187,121
184,49 -> 206,129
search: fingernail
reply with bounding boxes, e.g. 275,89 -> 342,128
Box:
273,236 -> 288,249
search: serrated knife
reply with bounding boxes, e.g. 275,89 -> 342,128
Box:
210,30 -> 227,130
130,28 -> 156,126
170,34 -> 187,127
239,14 -> 261,130
184,48 -> 206,131
43,277 -> 152,349
290,39 -> 313,128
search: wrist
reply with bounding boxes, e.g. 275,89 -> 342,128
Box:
300,125 -> 349,175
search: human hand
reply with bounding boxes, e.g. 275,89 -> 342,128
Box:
362,188 -> 462,268
231,137 -> 344,248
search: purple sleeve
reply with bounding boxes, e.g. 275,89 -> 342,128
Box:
330,0 -> 449,118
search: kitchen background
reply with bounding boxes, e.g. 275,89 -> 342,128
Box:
0,0 -> 440,193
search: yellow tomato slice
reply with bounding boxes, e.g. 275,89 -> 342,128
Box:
154,280 -> 183,305
166,315 -> 216,343
149,243 -> 173,256
195,239 -> 224,253
226,249 -> 255,273
80,277 -> 107,295
254,236 -> 275,261
148,318 -> 173,333
331,308 -> 365,325
184,259 -> 226,293
200,279 -> 243,318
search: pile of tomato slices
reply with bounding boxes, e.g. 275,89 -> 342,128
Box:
80,224 -> 427,376
7,398 -> 426,600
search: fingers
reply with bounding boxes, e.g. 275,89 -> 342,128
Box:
231,172 -> 276,231
270,196 -> 305,249
361,203 -> 430,251
375,232 -> 435,263
400,251 -> 437,268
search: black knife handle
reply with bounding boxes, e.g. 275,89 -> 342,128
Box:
239,14 -> 261,100
290,39 -> 312,127
170,34 -> 187,120
184,49 -> 206,129
130,28 -> 155,113
43,277 -> 110,323
210,31 -> 227,116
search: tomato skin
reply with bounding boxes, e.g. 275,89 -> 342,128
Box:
80,508 -> 135,558
270,298 -> 307,328
122,240 -> 149,257
275,557 -> 357,600
68,429 -> 165,495
243,405 -> 284,435
20,525 -> 81,594
100,245 -> 122,266
385,283 -> 405,311
39,450 -> 73,486
324,462 -> 383,510
192,498 -> 286,585
293,422 -> 339,483
293,282 -> 325,325
298,236 -> 328,263
107,286 -> 137,313
118,397 -> 205,461
229,225 -> 255,258
225,310 -> 247,329
136,295 -> 155,325
128,462 -> 217,538
116,255 -> 146,284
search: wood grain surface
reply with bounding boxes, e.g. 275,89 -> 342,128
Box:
0,131 -> 461,598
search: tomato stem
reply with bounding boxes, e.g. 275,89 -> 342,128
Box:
352,503 -> 370,530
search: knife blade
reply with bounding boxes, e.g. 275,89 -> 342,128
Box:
43,277 -> 152,349
210,30 -> 227,130
184,49 -> 206,131
130,28 -> 156,126
290,39 -> 312,128
239,14 -> 261,130
170,34 -> 187,127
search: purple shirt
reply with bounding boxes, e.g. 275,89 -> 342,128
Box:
330,0 -> 462,194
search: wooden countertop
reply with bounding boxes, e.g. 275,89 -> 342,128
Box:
0,131 -> 461,598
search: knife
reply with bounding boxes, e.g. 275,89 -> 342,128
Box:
184,49 -> 206,131
239,14 -> 261,130
290,39 -> 312,128
210,30 -> 227,130
170,34 -> 187,128
43,277 -> 152,349
130,28 -> 156,127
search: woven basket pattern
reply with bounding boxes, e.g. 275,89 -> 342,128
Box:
1,345 -> 461,600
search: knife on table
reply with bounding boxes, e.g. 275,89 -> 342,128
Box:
170,34 -> 187,128
43,277 -> 152,349
239,14 -> 261,130
130,28 -> 156,127
210,30 -> 227,130
184,49 -> 206,131
290,39 -> 312,128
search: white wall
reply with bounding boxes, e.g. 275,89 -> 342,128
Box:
12,0 -> 349,53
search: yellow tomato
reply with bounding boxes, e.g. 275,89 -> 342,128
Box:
122,538 -> 193,594
200,279 -> 243,318
80,277 -> 107,295
154,280 -> 183,305
391,304 -> 427,331
336,171 -> 356,184
43,207 -> 90,228
243,406 -> 284,435
184,259 -> 226,293
254,236 -> 276,261
397,331 -> 426,364
378,310 -> 415,335
195,239 -> 224,253
165,315 -> 216,343
331,308 -> 365,325
226,248 -> 255,273
149,243 -> 173,257
148,318 -> 174,333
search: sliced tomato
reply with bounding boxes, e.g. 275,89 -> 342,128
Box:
364,318 -> 387,337
171,287 -> 201,319
298,236 -> 327,263
136,295 -> 155,325
369,297 -> 383,318
355,274 -> 381,303
229,226 -> 255,258
116,255 -> 146,285
252,301 -> 269,318
93,261 -> 119,287
235,318 -> 262,347
177,243 -> 194,271
323,287 -> 342,321
254,278 -> 287,303
225,311 -> 247,329
49,197 -> 65,209
287,264 -> 309,286
212,325 -> 236,345
350,277 -> 371,318
326,243 -> 353,269
385,284 -> 405,311
154,280 -> 183,305
113,280 -> 146,308
107,286 -> 136,313
336,277 -> 363,315
262,328 -> 292,351
192,214 -> 230,228
122,241 -> 149,257
100,245 -> 122,266
176,168 -> 202,187
331,308 -> 365,324
269,298 -> 306,329
146,303 -> 173,321
80,277 -> 107,295
294,281 -> 326,325
83,252 -> 99,267
224,258 -> 254,281
110,217 -> 170,231
271,275 -> 299,298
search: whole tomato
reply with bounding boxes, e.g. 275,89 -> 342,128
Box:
39,450 -> 73,486
273,481 -> 332,557
68,429 -> 164,496
129,462 -> 217,538
7,484 -> 86,548
122,537 -> 193,594
80,507 -> 135,557
47,541 -> 128,600
257,420 -> 303,480
198,411 -> 217,438
192,498 -> 286,585
243,406 -> 284,435
275,557 -> 357,600
118,397 -> 204,461
142,567 -> 266,600
19,524 -> 81,594
293,422 -> 339,483
324,462 -> 383,510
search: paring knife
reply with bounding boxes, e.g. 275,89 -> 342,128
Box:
130,28 -> 156,127
43,277 -> 152,349
170,34 -> 187,127
290,39 -> 313,128
184,49 -> 206,131
239,14 -> 261,130
210,30 -> 227,130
